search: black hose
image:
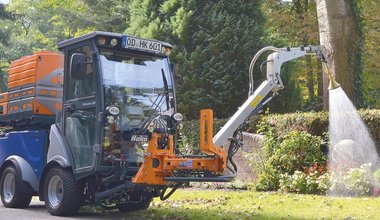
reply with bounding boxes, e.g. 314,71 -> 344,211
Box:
160,183 -> 182,200
94,182 -> 135,202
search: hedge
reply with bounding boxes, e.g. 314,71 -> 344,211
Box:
179,109 -> 380,152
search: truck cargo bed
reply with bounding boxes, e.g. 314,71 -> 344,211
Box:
0,52 -> 63,128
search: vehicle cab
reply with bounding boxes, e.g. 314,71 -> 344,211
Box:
57,32 -> 176,178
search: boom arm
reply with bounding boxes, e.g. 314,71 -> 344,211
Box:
132,46 -> 325,194
213,46 -> 322,146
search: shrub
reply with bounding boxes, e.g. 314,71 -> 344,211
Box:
178,109 -> 380,194
255,164 -> 280,191
247,109 -> 380,143
329,163 -> 374,197
179,109 -> 380,154
374,168 -> 380,185
279,171 -> 307,193
270,131 -> 326,174
251,129 -> 326,193
345,165 -> 372,196
317,172 -> 330,194
279,170 -> 324,194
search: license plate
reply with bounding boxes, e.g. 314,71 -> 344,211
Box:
122,36 -> 162,53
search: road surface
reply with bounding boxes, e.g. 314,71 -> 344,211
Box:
0,197 -> 147,220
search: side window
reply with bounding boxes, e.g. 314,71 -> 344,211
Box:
67,46 -> 95,100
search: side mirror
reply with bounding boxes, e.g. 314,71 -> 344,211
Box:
70,53 -> 87,80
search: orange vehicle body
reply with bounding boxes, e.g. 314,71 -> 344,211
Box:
133,109 -> 227,185
0,52 -> 63,120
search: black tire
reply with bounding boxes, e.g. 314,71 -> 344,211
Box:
0,165 -> 32,208
116,197 -> 152,213
44,166 -> 82,216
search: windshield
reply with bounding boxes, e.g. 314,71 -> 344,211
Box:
101,51 -> 172,129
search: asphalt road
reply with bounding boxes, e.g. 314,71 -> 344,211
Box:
0,197 -> 148,220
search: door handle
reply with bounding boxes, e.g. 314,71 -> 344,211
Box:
64,103 -> 75,111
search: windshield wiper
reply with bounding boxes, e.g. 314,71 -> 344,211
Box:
161,68 -> 170,111
139,93 -> 165,130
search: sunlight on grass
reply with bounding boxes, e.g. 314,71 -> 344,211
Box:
131,189 -> 380,220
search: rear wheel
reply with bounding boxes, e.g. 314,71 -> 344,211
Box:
44,167 -> 81,216
0,165 -> 32,208
116,196 -> 152,212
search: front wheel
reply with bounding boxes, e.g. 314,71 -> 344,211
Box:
0,165 -> 32,208
44,167 -> 82,216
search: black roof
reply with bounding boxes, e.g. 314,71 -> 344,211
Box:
57,31 -> 173,50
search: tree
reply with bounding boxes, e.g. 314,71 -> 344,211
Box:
0,0 -> 130,92
358,0 -> 380,109
0,3 -> 13,45
127,0 -> 266,119
262,0 -> 323,112
0,3 -> 14,92
5,0 -> 129,51
316,0 -> 364,108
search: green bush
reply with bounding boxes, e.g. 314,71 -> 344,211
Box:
178,109 -> 380,194
329,164 -> 373,197
254,164 -> 280,191
250,129 -> 326,193
269,131 -> 326,174
280,170 -> 327,194
179,109 -> 380,154
317,172 -> 330,194
253,110 -> 380,144
374,168 -> 380,185
178,117 -> 228,154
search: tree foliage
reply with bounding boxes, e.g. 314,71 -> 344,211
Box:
126,0 -> 265,119
359,0 -> 380,108
0,0 -> 377,114
0,3 -> 14,92
262,0 -> 322,112
0,0 -> 130,92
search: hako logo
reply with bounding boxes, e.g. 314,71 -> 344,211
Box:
130,135 -> 149,142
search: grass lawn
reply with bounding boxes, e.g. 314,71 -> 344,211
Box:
131,189 -> 380,220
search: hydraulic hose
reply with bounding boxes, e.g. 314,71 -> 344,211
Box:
248,46 -> 281,96
160,183 -> 183,200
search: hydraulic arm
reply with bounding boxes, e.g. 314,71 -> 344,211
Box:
213,46 -> 323,146
134,46 -> 327,188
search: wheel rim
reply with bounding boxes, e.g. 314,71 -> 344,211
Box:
2,172 -> 15,203
47,175 -> 63,208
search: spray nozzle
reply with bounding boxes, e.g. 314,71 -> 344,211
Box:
326,67 -> 341,90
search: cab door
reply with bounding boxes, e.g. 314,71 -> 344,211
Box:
63,43 -> 99,174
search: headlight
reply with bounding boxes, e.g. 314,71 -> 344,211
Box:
110,38 -> 118,47
98,37 -> 107,45
172,112 -> 183,122
161,46 -> 172,56
106,106 -> 120,115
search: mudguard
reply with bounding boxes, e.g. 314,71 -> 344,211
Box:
4,155 -> 39,192
47,124 -> 73,167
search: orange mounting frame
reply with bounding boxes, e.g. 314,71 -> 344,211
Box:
132,109 -> 227,185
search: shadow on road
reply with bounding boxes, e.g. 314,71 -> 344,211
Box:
1,201 -> 148,220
